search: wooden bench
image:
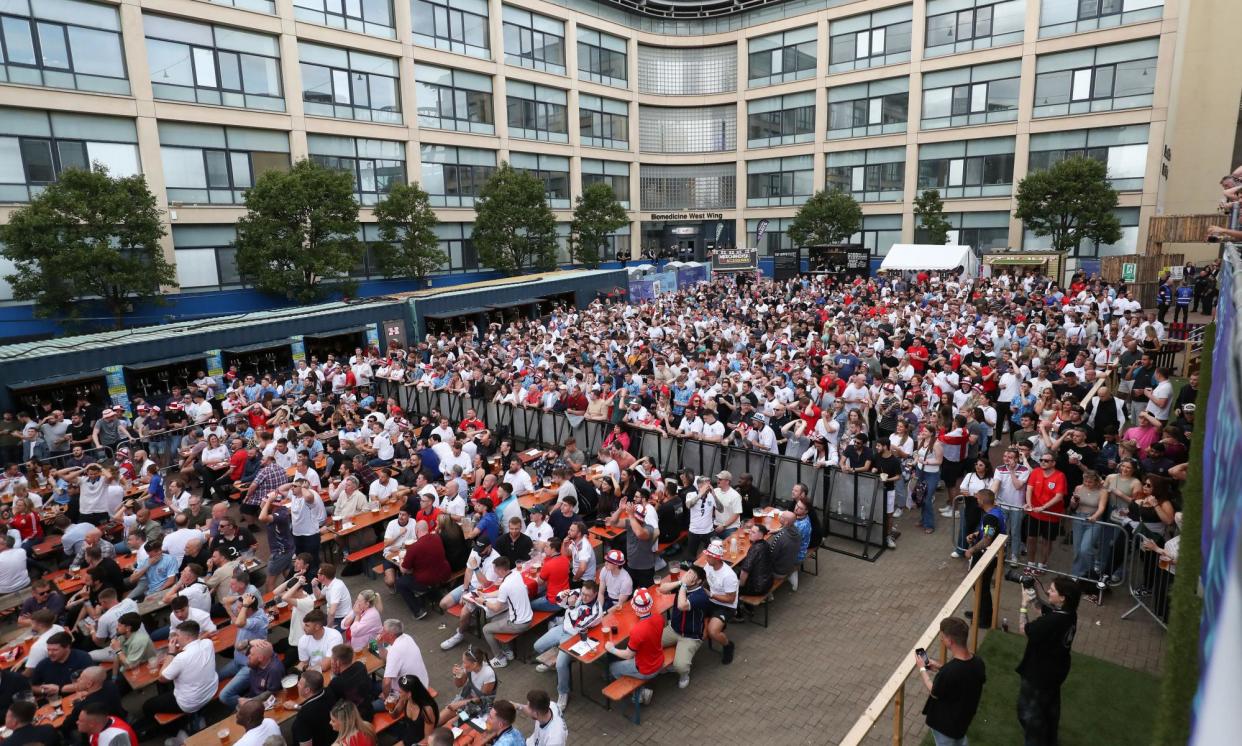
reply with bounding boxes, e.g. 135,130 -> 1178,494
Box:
345,541 -> 387,578
372,685 -> 438,733
656,530 -> 688,556
739,576 -> 787,628
802,546 -> 819,576
602,646 -> 676,724
153,678 -> 231,726
492,609 -> 555,661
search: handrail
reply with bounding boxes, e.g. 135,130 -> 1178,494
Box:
838,535 -> 1008,746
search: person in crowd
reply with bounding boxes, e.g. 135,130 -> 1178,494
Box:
917,617 -> 987,746
1016,576 -> 1081,746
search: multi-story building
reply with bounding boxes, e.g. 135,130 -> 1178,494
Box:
0,0 -> 1237,328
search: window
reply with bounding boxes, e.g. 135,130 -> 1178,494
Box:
829,6 -> 913,73
1028,124 -> 1148,191
749,26 -> 816,88
828,77 -> 909,139
0,107 -> 139,202
1039,0 -> 1163,38
918,137 -> 1016,198
144,14 -> 283,111
850,214 -> 904,257
411,0 -> 489,59
637,44 -> 736,95
579,95 -> 629,150
921,60 -> 1021,129
300,43 -> 400,124
415,64 -> 493,134
308,134 -> 405,205
1033,39 -> 1158,117
209,0 -> 275,12
924,0 -> 1024,58
502,6 -> 564,75
916,211 -> 1010,249
159,122 -> 290,205
509,152 -> 570,209
293,0 -> 393,37
433,223 -> 479,272
747,92 -> 815,148
640,105 -> 736,154
173,225 -> 242,289
581,159 -> 631,208
747,155 -> 813,207
578,27 -> 627,88
826,147 -> 905,203
506,81 -> 568,143
745,217 -> 794,257
419,145 -> 496,208
0,0 -> 128,95
640,163 -> 735,211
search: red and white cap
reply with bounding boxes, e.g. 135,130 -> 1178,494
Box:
605,549 -> 625,566
705,541 -> 725,560
631,588 -> 654,616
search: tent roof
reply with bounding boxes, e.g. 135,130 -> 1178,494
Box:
880,244 -> 972,272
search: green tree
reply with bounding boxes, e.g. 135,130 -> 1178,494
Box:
234,158 -> 361,303
569,182 -> 628,268
1014,156 -> 1121,253
0,165 -> 174,328
913,188 -> 953,245
471,163 -> 559,274
787,189 -> 863,247
373,182 -> 445,283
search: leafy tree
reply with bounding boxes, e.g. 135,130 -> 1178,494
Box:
0,165 -> 174,328
234,158 -> 361,303
471,163 -> 559,274
913,188 -> 953,245
373,182 -> 445,282
1014,156 -> 1121,253
787,189 -> 863,247
569,182 -> 628,268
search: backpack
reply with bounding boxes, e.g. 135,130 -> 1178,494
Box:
570,475 -> 600,519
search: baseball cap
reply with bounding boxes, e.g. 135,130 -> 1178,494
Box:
1183,403 -> 1196,413
473,537 -> 491,551
715,470 -> 732,481
605,549 -> 626,566
631,588 -> 654,616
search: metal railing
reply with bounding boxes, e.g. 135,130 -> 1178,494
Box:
1121,530 -> 1176,629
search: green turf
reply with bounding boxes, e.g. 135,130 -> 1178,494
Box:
920,630 -> 1160,746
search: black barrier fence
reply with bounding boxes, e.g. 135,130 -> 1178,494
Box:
375,381 -> 888,561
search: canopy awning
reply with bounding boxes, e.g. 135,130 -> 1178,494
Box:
124,354 -> 208,371
423,307 -> 489,320
880,244 -> 976,274
304,326 -> 367,339
984,255 -> 1054,265
485,300 -> 536,311
222,340 -> 293,355
8,370 -> 106,390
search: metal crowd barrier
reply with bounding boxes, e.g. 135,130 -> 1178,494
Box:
1121,530 -> 1175,629
31,445 -> 116,470
374,383 -> 888,560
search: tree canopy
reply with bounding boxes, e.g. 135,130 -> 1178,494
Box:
471,163 -> 559,274
569,182 -> 628,269
787,189 -> 863,247
0,165 -> 174,328
1014,156 -> 1122,254
234,158 -> 362,303
373,182 -> 445,283
913,188 -> 952,245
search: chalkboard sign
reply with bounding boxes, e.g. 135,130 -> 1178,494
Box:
773,246 -> 800,280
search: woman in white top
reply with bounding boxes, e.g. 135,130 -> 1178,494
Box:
914,426 -> 944,534
196,434 -> 233,502
951,457 -> 994,558
799,436 -> 837,468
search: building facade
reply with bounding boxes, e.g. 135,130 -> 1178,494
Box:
0,0 -> 1227,321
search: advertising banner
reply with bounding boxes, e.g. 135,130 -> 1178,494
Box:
628,278 -> 656,302
712,247 -> 758,272
676,264 -> 708,288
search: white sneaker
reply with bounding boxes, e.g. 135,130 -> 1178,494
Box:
439,631 -> 464,650
504,648 -> 515,661
557,693 -> 569,710
535,663 -> 552,673
886,536 -> 897,549
678,674 -> 690,689
638,687 -> 653,705
950,550 -> 963,559
892,508 -> 904,518
939,507 -> 953,517
489,655 -> 509,668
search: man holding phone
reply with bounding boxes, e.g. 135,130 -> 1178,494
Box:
916,616 -> 986,746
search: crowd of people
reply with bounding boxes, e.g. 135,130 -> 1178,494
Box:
0,261 -> 1204,746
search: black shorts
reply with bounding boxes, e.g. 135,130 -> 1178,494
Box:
1029,519 -> 1060,541
706,603 -> 733,627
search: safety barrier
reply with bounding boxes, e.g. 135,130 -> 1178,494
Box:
1121,530 -> 1176,629
374,381 -> 887,559
32,445 -> 115,471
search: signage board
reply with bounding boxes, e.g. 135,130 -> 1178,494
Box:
773,246 -> 800,281
712,247 -> 758,272
1121,262 -> 1137,282
808,244 -> 870,276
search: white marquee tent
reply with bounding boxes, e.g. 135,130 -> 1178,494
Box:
879,244 -> 978,276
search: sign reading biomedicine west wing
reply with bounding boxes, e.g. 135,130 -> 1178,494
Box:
713,247 -> 758,272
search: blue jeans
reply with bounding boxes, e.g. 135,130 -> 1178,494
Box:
1071,517 -> 1103,578
530,597 -> 561,613
918,470 -> 941,530
219,666 -> 251,709
931,729 -> 968,746
533,625 -> 573,695
218,657 -> 246,681
607,657 -> 660,682
1001,507 -> 1025,562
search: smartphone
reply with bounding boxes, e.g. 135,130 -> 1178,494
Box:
915,648 -> 929,667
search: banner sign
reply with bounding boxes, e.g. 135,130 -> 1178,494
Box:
676,264 -> 708,288
366,323 -> 380,350
755,218 -> 769,246
809,244 -> 870,276
628,278 -> 656,302
290,336 -> 306,364
103,365 -> 132,415
712,247 -> 758,272
773,246 -> 800,281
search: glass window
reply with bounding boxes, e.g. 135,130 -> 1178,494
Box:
308,134 -> 405,206
921,61 -> 1021,129
1039,0 -> 1164,38
0,1 -> 128,95
924,0 -> 1024,57
145,14 -> 283,111
917,137 -> 1016,198
827,77 -> 909,139
578,27 -> 627,87
292,0 -> 395,38
1027,124 -> 1149,191
825,147 -> 905,203
747,93 -> 815,148
579,95 -> 629,150
0,107 -> 140,202
1033,39 -> 1158,117
502,5 -> 565,75
505,83 -> 568,143
639,163 -> 735,211
299,43 -> 401,124
419,145 -> 496,208
637,44 -> 736,95
828,7 -> 913,73
640,105 -> 736,154
509,152 -> 570,209
581,158 -> 631,208
208,0 -> 276,13
748,26 -> 817,88
746,155 -> 813,207
413,0 -> 490,57
414,64 -> 494,135
159,122 -> 290,204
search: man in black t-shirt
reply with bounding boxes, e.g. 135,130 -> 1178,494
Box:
1017,576 -> 1080,746
873,440 -> 902,551
918,616 -> 986,745
291,669 -> 337,746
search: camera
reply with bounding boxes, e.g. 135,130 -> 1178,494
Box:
1020,575 -> 1036,589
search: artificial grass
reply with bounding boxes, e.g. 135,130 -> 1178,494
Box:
920,630 -> 1159,746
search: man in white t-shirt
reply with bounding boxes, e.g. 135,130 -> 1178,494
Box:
143,620 -> 218,718
478,556 -> 533,667
313,565 -> 353,627
1144,367 -> 1174,422
377,619 -> 429,700
233,700 -> 283,746
0,535 -> 29,595
702,542 -> 739,665
710,471 -> 743,536
296,609 -> 344,670
502,461 -> 534,497
368,470 -> 399,503
23,611 -> 64,671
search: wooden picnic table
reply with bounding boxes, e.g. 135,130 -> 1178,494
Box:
320,500 -> 402,542
694,511 -> 783,568
558,584 -> 676,665
589,525 -> 624,543
183,650 -> 384,746
518,486 -> 559,511
31,690 -> 84,729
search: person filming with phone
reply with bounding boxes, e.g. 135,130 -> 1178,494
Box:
915,616 -> 986,746
1016,575 -> 1080,746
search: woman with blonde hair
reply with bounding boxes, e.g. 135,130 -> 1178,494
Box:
342,588 -> 384,651
330,700 -> 377,746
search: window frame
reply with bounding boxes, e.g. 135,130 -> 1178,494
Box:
299,48 -> 400,124
411,0 -> 490,59
506,88 -> 569,143
828,17 -> 912,73
145,18 -> 284,111
292,0 -> 395,38
0,4 -> 129,95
